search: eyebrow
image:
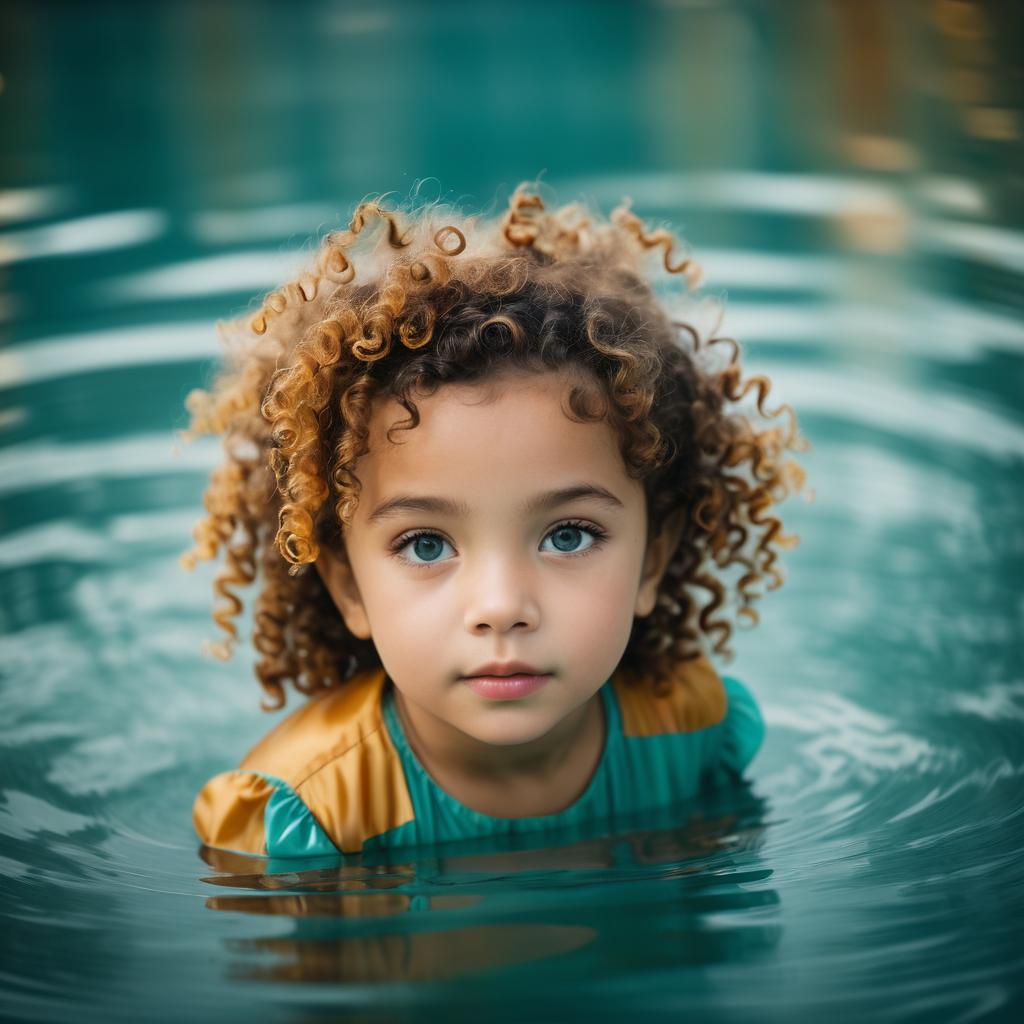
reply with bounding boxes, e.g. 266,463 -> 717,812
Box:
366,483 -> 625,525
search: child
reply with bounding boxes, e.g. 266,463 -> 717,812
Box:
182,184 -> 807,859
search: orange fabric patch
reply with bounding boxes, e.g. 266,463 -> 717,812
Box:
192,770 -> 274,855
240,667 -> 415,853
614,655 -> 727,737
298,723 -> 415,854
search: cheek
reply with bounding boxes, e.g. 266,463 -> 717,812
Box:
358,562 -> 453,647
585,573 -> 639,629
381,594 -> 438,641
557,553 -> 641,632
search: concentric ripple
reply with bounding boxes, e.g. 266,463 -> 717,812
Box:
2,2 -> 1023,1018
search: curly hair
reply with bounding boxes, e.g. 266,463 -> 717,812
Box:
179,183 -> 808,711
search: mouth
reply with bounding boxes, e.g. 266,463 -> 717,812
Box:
462,673 -> 552,701
462,661 -> 548,678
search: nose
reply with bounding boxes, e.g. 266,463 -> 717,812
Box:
462,553 -> 540,634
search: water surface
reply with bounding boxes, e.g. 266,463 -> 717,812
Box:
1,2 -> 1022,1021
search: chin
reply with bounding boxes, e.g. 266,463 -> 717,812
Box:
462,715 -> 555,748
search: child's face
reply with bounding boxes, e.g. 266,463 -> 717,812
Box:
315,367 -> 681,752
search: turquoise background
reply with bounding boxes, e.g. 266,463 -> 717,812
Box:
1,1 -> 1022,1021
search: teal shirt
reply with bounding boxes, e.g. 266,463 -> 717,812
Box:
249,674 -> 765,859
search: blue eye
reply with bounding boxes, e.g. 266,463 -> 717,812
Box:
390,520 -> 607,569
540,523 -> 600,555
398,532 -> 454,566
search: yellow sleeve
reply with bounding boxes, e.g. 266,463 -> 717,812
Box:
192,770 -> 274,856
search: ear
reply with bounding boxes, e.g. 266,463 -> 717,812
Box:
634,517 -> 685,619
314,543 -> 373,640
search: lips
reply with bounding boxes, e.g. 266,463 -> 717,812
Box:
463,673 -> 551,701
462,660 -> 548,678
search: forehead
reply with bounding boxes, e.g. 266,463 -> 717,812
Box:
351,370 -> 639,516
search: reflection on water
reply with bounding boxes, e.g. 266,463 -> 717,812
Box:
1,0 -> 1023,1020
230,924 -> 600,986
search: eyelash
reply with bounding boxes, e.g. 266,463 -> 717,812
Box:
389,519 -> 609,569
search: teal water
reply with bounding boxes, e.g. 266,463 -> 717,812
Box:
2,1 -> 1023,1021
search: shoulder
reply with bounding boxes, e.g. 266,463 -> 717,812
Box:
192,667 -> 416,856
239,667 -> 390,786
715,675 -> 766,779
611,658 -> 765,778
612,653 -> 727,737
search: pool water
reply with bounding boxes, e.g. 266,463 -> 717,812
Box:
1,2 -> 1022,1021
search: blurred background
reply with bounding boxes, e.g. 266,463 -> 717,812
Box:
1,1 -> 1022,1022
